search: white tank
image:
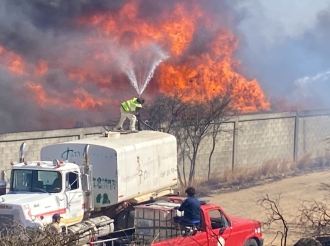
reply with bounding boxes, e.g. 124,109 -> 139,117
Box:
40,131 -> 178,208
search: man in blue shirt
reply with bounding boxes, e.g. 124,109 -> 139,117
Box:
173,187 -> 201,227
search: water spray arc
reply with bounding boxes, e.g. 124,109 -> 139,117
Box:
133,43 -> 170,96
116,43 -> 169,96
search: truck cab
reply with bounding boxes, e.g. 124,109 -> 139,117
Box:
136,197 -> 263,246
5,160 -> 85,227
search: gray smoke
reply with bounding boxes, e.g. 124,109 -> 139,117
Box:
1,0 -> 328,133
227,0 -> 330,110
0,0 -> 239,133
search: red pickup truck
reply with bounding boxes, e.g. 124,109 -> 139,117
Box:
149,197 -> 264,246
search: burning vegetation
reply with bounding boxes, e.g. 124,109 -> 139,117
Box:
0,0 -> 270,132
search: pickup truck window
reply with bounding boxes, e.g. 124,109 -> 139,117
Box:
11,169 -> 62,193
208,210 -> 229,230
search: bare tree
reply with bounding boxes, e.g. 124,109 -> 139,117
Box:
143,92 -> 188,133
0,216 -> 100,246
206,94 -> 236,181
145,92 -> 235,186
298,199 -> 330,237
257,194 -> 289,246
180,95 -> 233,185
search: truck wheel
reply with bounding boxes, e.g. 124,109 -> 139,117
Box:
244,239 -> 258,246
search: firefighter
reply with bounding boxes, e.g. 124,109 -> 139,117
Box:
115,97 -> 145,131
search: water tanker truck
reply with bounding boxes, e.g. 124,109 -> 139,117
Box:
0,130 -> 178,243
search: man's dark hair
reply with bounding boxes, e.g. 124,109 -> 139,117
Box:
137,98 -> 145,105
185,187 -> 196,197
52,213 -> 61,222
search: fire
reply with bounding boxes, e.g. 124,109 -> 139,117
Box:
0,0 -> 270,130
0,46 -> 26,75
0,46 -> 107,110
34,60 -> 48,77
72,88 -> 105,110
79,0 -> 270,112
78,1 -> 200,55
158,31 -> 270,111
25,82 -> 62,107
8,58 -> 25,75
25,82 -> 107,111
66,67 -> 111,86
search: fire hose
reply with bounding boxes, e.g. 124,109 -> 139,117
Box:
136,114 -> 155,131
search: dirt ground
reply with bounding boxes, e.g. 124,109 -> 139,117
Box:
208,170 -> 330,245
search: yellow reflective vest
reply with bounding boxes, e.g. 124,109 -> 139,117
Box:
121,98 -> 142,112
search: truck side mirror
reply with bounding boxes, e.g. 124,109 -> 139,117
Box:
81,174 -> 91,192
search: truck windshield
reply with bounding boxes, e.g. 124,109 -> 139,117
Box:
10,169 -> 62,193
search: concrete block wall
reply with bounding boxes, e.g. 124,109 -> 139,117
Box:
0,127 -> 104,177
176,122 -> 234,180
235,116 -> 295,168
297,113 -> 330,159
1,109 -> 330,181
194,122 -> 234,177
178,109 -> 330,181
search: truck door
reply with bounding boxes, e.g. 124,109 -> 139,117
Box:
65,171 -> 84,225
206,209 -> 232,246
175,210 -> 210,246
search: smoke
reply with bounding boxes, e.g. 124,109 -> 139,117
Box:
4,0 -> 328,133
0,0 -> 242,133
0,0 -> 134,133
227,0 -> 330,109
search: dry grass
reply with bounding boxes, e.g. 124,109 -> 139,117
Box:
220,167 -> 257,185
291,154 -> 313,171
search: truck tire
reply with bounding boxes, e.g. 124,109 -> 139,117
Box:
244,239 -> 258,246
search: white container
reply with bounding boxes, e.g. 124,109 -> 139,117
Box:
134,202 -> 181,243
40,131 -> 178,209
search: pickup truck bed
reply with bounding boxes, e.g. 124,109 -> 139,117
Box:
133,197 -> 264,246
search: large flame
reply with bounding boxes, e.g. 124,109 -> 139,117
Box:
78,0 -> 270,112
0,45 -> 108,111
0,0 -> 270,131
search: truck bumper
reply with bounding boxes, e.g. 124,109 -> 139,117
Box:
259,238 -> 264,246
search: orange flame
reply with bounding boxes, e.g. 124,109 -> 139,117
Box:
78,1 -> 200,54
72,88 -> 105,110
67,67 -> 111,86
79,0 -> 270,112
0,46 -> 26,75
25,82 -> 62,106
34,60 -> 48,77
158,32 -> 270,111
25,82 -> 108,110
0,0 -> 270,116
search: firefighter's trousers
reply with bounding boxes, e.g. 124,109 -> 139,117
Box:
116,107 -> 136,130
